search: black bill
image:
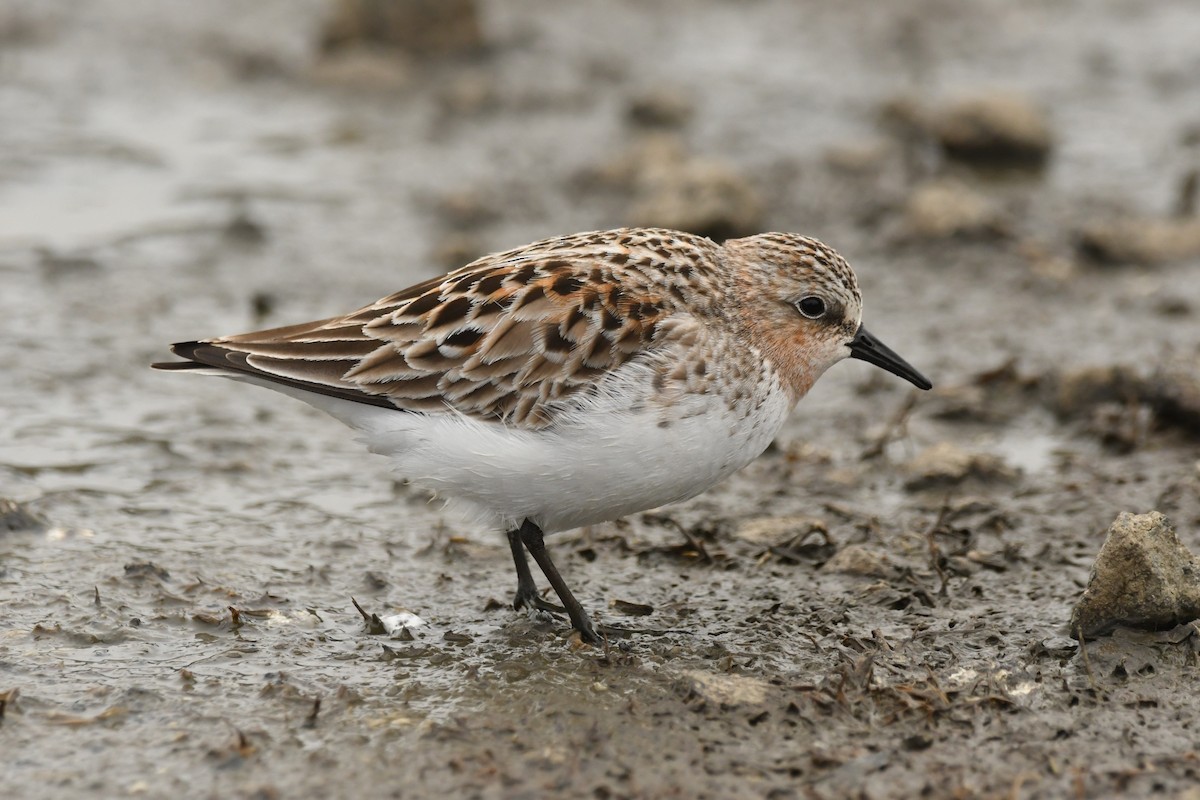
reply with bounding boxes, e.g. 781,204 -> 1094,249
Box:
848,326 -> 932,390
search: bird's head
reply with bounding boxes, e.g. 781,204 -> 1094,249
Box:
724,233 -> 932,400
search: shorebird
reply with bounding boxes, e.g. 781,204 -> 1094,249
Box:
154,228 -> 931,644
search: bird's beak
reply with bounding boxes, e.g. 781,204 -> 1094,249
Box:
848,326 -> 932,390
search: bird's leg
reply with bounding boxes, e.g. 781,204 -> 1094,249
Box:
518,519 -> 600,645
506,527 -> 564,614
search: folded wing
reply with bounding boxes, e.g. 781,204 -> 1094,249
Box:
154,229 -> 721,428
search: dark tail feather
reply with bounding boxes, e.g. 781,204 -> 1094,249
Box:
150,341 -> 397,409
150,360 -> 213,371
150,341 -> 236,372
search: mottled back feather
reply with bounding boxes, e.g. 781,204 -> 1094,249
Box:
181,228 -> 726,427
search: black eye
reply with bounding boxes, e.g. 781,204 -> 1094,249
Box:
796,296 -> 826,319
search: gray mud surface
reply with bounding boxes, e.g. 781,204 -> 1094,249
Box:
3,2 -> 1200,798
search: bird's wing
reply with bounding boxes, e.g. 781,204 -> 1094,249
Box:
158,229 -> 722,428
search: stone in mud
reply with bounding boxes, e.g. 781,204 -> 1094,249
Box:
587,134 -> 764,241
820,544 -> 894,578
682,670 -> 769,707
1049,361 -> 1200,439
932,91 -> 1053,167
1077,216 -> 1200,265
630,154 -> 763,242
735,515 -> 828,546
1146,360 -> 1200,434
1070,512 -> 1200,640
903,442 -> 1014,490
1049,365 -> 1143,419
903,179 -> 1008,239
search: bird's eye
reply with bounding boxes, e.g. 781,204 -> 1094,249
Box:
796,296 -> 827,319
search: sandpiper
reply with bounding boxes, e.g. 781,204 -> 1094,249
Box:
154,227 -> 931,644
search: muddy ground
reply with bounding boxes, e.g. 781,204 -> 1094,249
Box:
3,1 -> 1200,798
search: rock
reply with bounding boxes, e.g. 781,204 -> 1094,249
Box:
920,360 -> 1036,424
932,91 -> 1053,167
1070,512 -> 1200,639
1050,365 -> 1139,449
1146,360 -> 1200,434
1076,216 -> 1200,265
903,179 -> 1008,239
1049,366 -> 1143,419
627,88 -> 694,129
320,0 -> 483,58
630,156 -> 763,241
629,159 -> 763,241
735,515 -> 828,546
1048,361 -> 1200,440
923,383 -> 990,421
903,442 -> 1014,490
820,544 -> 894,578
586,135 -> 763,241
681,670 -> 768,707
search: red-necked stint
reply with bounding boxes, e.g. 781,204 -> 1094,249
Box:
154,227 -> 931,644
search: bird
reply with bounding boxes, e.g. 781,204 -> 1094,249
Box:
152,227 -> 931,644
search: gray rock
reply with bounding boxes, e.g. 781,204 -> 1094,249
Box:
1077,216 -> 1200,265
588,134 -> 763,241
1070,512 -> 1200,639
932,91 -> 1053,167
681,670 -> 769,707
820,544 -> 895,578
902,441 -> 1015,490
903,179 -> 1009,239
629,152 -> 764,241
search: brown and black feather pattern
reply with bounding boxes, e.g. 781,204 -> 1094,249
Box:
153,229 -> 725,427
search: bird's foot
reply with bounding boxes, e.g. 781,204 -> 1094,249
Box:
513,587 -> 566,616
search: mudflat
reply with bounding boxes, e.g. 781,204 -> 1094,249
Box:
2,2 -> 1199,797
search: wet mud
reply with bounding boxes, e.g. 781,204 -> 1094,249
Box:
2,1 -> 1200,797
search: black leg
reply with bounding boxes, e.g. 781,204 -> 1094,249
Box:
507,528 -> 567,615
518,519 -> 600,645
507,527 -> 539,610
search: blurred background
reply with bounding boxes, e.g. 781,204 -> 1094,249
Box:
2,1 -> 1200,798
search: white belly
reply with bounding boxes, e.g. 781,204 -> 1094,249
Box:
205,345 -> 796,535
295,359 -> 795,534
